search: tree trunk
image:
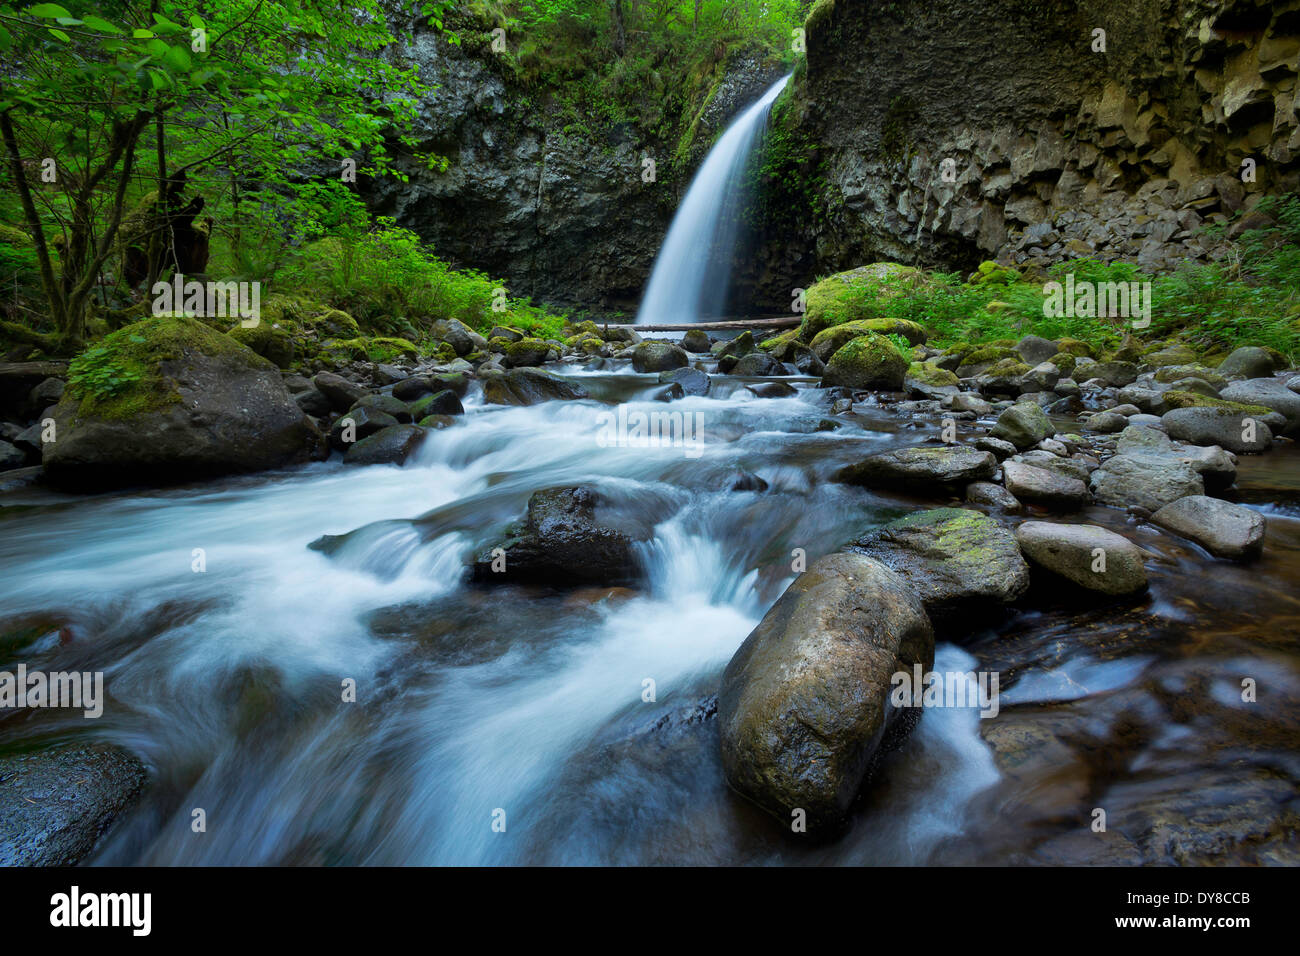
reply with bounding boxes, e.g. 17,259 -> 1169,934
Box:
612,0 -> 626,56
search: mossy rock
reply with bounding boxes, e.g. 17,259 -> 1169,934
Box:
67,313 -> 254,420
967,261 -> 1021,286
810,318 -> 926,362
563,320 -> 602,339
1154,364 -> 1228,388
821,331 -> 909,390
798,263 -> 926,341
759,329 -> 799,351
906,362 -> 959,387
1056,338 -> 1097,358
0,224 -> 33,247
1048,352 -> 1077,375
1161,390 -> 1272,416
227,322 -> 296,369
956,346 -> 1018,375
331,336 -> 419,364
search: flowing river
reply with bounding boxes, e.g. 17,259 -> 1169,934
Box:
2,365 -> 1297,865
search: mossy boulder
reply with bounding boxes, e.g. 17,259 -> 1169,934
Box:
906,362 -> 959,388
821,332 -> 909,390
798,263 -> 925,341
227,321 -> 296,369
47,315 -> 324,489
1056,338 -> 1097,358
504,337 -> 555,368
1161,390 -> 1273,416
956,346 -> 1018,376
810,318 -> 926,362
1047,352 -> 1077,376
967,260 -> 1022,286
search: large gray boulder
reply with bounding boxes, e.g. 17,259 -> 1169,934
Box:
1216,347 -> 1283,380
1002,460 -> 1090,510
44,316 -> 325,490
852,508 -> 1030,621
632,341 -> 689,373
990,402 -> 1053,450
1162,406 -> 1273,454
1219,378 -> 1300,432
833,445 -> 997,491
1015,521 -> 1148,595
718,553 -> 934,832
481,368 -> 589,406
1151,495 -> 1266,560
1088,452 -> 1204,512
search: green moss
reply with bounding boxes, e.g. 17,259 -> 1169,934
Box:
957,346 -> 1017,369
799,263 -> 925,341
331,336 -> 420,363
967,261 -> 1022,286
907,362 -> 959,387
1056,338 -> 1096,358
1048,352 -> 1077,375
1162,390 -> 1272,416
822,331 -> 909,388
68,314 -> 258,420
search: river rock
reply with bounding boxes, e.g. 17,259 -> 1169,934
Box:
1162,407 -> 1273,454
0,360 -> 65,421
313,371 -> 368,412
718,552 -> 934,832
482,368 -> 589,406
734,352 -> 784,376
852,508 -> 1030,621
471,485 -> 644,587
821,333 -> 909,390
1089,361 -> 1139,387
966,480 -> 1021,513
343,424 -> 429,466
681,329 -> 711,352
1216,347 -> 1283,380
1088,452 -> 1204,512
990,402 -> 1052,449
1015,521 -> 1148,595
632,342 -> 688,373
350,392 -> 413,423
0,745 -> 147,865
1015,335 -> 1059,366
1083,411 -> 1128,433
833,445 -> 996,491
1219,379 -> 1300,431
1002,460 -> 1089,509
1174,443 -> 1237,492
1151,496 -> 1265,560
975,435 -> 1018,459
329,405 -> 399,449
658,366 -> 711,396
43,316 -> 325,490
409,389 -> 464,418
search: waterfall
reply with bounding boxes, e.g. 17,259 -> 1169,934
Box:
636,74 -> 791,325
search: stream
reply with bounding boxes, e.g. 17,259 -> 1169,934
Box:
3,365 -> 1297,865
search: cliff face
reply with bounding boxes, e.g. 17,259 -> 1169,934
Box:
768,0 -> 1300,288
363,20 -> 785,314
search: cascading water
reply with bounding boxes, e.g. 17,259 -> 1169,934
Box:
635,75 -> 791,325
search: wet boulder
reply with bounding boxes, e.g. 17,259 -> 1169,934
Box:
471,485 -> 645,587
833,445 -> 997,492
718,552 -> 934,833
1151,496 -> 1265,560
990,402 -> 1053,450
851,508 -> 1030,623
681,329 -> 712,353
44,316 -> 325,490
632,342 -> 688,373
658,367 -> 711,397
481,368 -> 589,406
1216,347 -> 1284,380
1002,460 -> 1090,510
343,424 -> 429,466
312,370 -> 367,412
1015,521 -> 1148,595
1088,452 -> 1204,512
0,744 -> 147,865
1162,406 -> 1272,454
1219,379 -> 1300,432
820,333 -> 909,390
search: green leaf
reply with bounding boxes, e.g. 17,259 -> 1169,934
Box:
163,44 -> 191,71
47,27 -> 70,42
81,14 -> 122,34
146,37 -> 167,58
148,67 -> 170,90
131,28 -> 153,38
26,3 -> 71,18
0,26 -> 10,52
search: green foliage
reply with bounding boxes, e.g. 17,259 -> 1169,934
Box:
68,338 -> 145,400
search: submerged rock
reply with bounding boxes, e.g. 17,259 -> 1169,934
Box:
1151,495 -> 1266,560
1015,521 -> 1148,595
0,744 -> 147,865
833,445 -> 997,492
472,485 -> 644,587
718,552 -> 934,833
851,508 -> 1029,622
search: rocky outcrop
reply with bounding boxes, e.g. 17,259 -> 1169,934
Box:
364,13 -> 786,312
760,0 -> 1300,289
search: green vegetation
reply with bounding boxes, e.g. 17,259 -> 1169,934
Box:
799,196 -> 1300,363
